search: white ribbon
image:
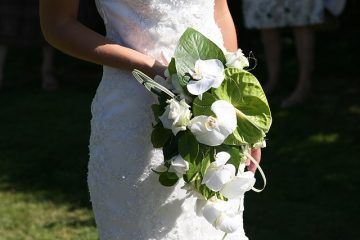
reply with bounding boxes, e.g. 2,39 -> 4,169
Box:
244,151 -> 267,193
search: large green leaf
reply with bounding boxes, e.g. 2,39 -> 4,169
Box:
192,93 -> 217,117
213,68 -> 272,145
174,28 -> 226,77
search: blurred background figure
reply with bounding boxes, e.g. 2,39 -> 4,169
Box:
242,0 -> 325,108
0,0 -> 58,91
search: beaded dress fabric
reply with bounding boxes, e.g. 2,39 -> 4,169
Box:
88,1 -> 244,239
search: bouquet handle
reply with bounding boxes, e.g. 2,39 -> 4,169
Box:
132,69 -> 176,99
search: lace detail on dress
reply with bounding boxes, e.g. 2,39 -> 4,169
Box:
95,0 -> 224,64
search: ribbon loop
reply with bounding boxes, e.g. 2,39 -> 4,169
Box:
244,152 -> 267,192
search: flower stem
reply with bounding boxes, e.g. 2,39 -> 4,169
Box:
235,109 -> 247,120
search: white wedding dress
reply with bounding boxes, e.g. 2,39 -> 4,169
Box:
88,0 -> 247,239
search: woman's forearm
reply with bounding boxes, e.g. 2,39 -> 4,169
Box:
39,0 -> 161,76
214,0 -> 238,51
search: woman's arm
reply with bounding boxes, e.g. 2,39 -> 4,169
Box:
214,0 -> 238,51
214,0 -> 262,172
39,0 -> 165,77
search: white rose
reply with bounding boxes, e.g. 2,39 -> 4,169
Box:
188,100 -> 237,146
159,99 -> 192,135
169,155 -> 189,177
225,49 -> 249,70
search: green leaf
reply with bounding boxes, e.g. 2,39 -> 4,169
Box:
213,68 -> 272,145
184,162 -> 198,183
200,155 -> 211,177
178,132 -> 211,182
151,127 -> 172,148
192,93 -> 217,117
163,134 -> 180,161
151,104 -> 162,122
178,132 -> 209,165
159,172 -> 179,187
168,58 -> 177,75
174,28 -> 226,77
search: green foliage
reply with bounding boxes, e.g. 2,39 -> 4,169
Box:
151,126 -> 172,148
159,172 -> 179,187
174,28 -> 226,77
192,93 -> 217,117
213,68 -> 272,145
151,104 -> 162,122
178,132 -> 211,182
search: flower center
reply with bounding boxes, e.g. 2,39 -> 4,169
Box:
205,116 -> 217,130
192,66 -> 203,80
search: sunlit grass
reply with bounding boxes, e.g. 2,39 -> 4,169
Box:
0,191 -> 97,240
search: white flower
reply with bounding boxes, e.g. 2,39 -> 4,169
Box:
220,171 -> 256,199
159,99 -> 192,135
225,49 -> 249,69
195,198 -> 207,217
202,152 -> 235,191
169,155 -> 189,177
187,59 -> 225,97
202,151 -> 255,199
202,197 -> 243,233
189,100 -> 237,146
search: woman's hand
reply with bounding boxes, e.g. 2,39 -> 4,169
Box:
148,60 -> 168,78
246,148 -> 261,173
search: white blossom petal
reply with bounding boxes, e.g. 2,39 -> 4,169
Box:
225,49 -> 249,70
169,155 -> 189,177
189,116 -> 225,146
202,152 -> 235,192
216,213 -> 243,233
202,199 -> 226,225
189,100 -> 237,146
220,172 -> 256,199
211,100 -> 237,136
215,152 -> 231,165
195,198 -> 207,217
159,99 -> 191,135
187,59 -> 225,96
202,164 -> 235,191
159,107 -> 172,129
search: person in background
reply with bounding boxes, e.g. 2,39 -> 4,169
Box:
0,0 -> 58,91
242,0 -> 325,107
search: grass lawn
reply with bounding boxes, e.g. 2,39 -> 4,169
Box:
0,27 -> 359,239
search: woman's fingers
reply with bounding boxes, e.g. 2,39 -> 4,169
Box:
247,148 -> 261,173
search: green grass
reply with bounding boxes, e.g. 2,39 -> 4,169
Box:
0,31 -> 359,239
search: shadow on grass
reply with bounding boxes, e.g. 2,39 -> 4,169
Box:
244,76 -> 360,240
0,63 -> 100,208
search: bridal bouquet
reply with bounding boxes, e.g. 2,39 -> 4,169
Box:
133,28 -> 271,236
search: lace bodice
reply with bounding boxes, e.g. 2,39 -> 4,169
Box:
95,0 -> 224,64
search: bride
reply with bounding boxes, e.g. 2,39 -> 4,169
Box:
39,0 -> 261,239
